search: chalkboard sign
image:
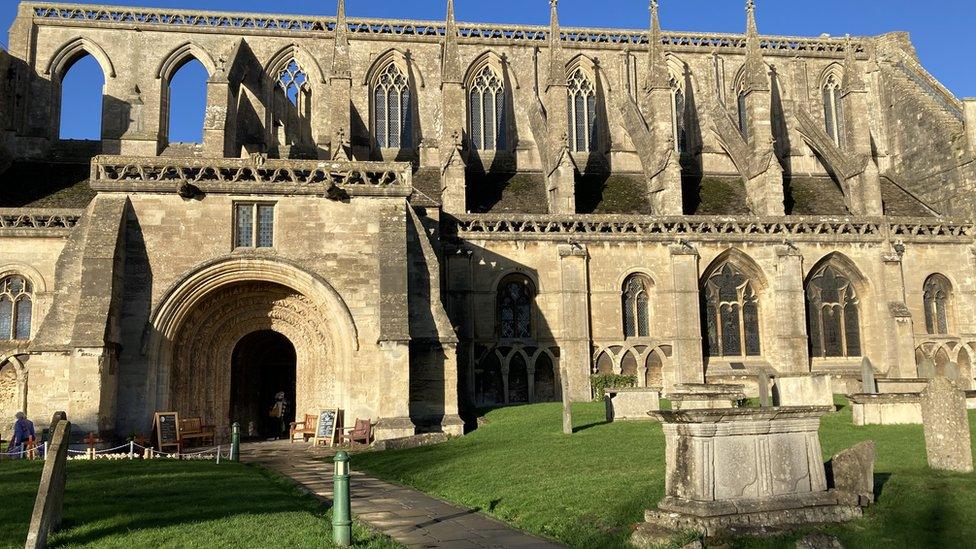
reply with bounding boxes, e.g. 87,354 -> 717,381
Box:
153,412 -> 181,451
314,409 -> 341,447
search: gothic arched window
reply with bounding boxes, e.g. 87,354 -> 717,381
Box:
469,66 -> 505,151
567,68 -> 597,152
822,73 -> 843,147
736,87 -> 749,139
703,263 -> 761,357
923,274 -> 952,335
0,276 -> 33,341
497,275 -> 534,339
806,264 -> 861,358
622,274 -> 651,339
670,75 -> 687,153
372,63 -> 412,149
277,59 -> 309,107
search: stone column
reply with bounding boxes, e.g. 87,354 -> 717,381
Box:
669,244 -> 704,385
439,342 -> 464,436
557,243 -> 592,401
881,251 -> 917,378
965,98 -> 976,157
772,245 -> 809,373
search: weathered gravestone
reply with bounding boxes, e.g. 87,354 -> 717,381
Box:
827,440 -> 876,506
920,377 -> 973,473
859,358 -> 876,394
25,420 -> 71,549
46,412 -> 67,443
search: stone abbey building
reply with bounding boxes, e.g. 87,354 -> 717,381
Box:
1,0 -> 976,441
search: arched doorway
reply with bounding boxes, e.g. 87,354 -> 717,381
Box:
230,330 -> 297,439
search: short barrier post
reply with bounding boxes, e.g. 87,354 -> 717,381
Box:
231,422 -> 240,462
129,441 -> 134,460
332,451 -> 352,547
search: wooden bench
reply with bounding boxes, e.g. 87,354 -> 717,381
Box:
339,419 -> 373,448
179,418 -> 215,447
290,414 -> 319,443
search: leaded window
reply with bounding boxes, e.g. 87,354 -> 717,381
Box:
373,63 -> 412,149
498,275 -> 533,339
806,265 -> 861,358
0,276 -> 33,341
469,66 -> 505,151
670,76 -> 687,153
704,263 -> 761,357
823,74 -> 843,147
234,203 -> 275,249
923,274 -> 951,335
737,90 -> 749,139
277,59 -> 309,107
622,274 -> 651,339
567,68 -> 597,152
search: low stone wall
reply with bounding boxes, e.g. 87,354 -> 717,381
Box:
604,387 -> 661,421
774,374 -> 835,407
848,393 -> 922,425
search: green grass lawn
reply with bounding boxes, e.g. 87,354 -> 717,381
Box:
0,460 -> 396,549
353,398 -> 976,549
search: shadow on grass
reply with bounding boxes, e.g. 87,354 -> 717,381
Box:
874,472 -> 892,500
572,419 -> 611,433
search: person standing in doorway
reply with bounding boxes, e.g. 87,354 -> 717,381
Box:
269,391 -> 289,440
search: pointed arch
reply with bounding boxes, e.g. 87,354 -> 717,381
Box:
44,36 -> 116,79
156,42 -> 218,81
702,248 -> 769,290
820,63 -> 845,147
463,51 -> 508,90
566,55 -> 598,153
805,252 -> 866,359
465,52 -> 508,152
264,44 -> 326,85
367,49 -> 413,150
622,272 -> 653,339
565,54 -> 598,83
364,48 -> 411,87
701,249 -> 765,358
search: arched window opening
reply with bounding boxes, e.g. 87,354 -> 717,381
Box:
534,354 -> 557,402
278,59 -> 309,107
372,63 -> 412,149
0,276 -> 33,341
594,351 -> 613,375
806,264 -> 861,358
704,263 -> 761,357
670,75 -> 687,153
508,355 -> 529,403
620,352 -> 638,377
923,274 -> 952,335
59,54 -> 105,140
271,58 -> 313,151
645,351 -> 664,388
736,86 -> 748,139
822,73 -> 843,147
475,352 -> 504,405
497,275 -> 534,340
567,68 -> 597,152
622,274 -> 651,339
469,66 -> 505,151
165,58 -> 208,145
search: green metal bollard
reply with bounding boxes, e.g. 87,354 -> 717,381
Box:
231,422 -> 240,462
332,451 -> 352,547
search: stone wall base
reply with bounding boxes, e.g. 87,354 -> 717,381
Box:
633,492 -> 861,544
373,416 -> 416,440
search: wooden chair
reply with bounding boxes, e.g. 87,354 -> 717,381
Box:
340,419 -> 373,448
179,418 -> 215,447
290,414 -> 319,443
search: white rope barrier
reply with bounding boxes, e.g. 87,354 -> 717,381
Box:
5,439 -> 233,462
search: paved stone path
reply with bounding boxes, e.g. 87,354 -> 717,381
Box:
243,441 -> 565,548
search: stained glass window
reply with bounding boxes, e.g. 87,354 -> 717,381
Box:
567,68 -> 597,152
923,274 -> 952,335
469,66 -> 505,150
372,63 -> 412,149
806,264 -> 861,358
822,74 -> 843,147
498,275 -> 533,339
0,276 -> 33,340
234,203 -> 275,249
622,274 -> 652,339
703,263 -> 761,357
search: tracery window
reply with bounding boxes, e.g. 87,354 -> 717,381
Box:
703,263 -> 761,357
822,73 -> 843,147
0,276 -> 33,341
277,59 -> 309,107
670,76 -> 687,153
497,275 -> 534,339
468,66 -> 505,151
806,264 -> 861,358
923,274 -> 952,335
372,63 -> 412,149
567,68 -> 597,152
622,274 -> 651,339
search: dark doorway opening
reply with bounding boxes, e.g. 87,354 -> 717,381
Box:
230,330 -> 296,439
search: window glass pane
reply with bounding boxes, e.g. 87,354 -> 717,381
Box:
935,298 -> 948,334
823,87 -> 835,143
235,204 -> 253,248
705,302 -> 719,357
924,294 -> 936,334
743,299 -> 760,356
574,94 -> 585,152
737,93 -> 748,138
0,296 -> 11,339
470,90 -> 482,150
806,297 -> 822,357
623,294 -> 636,338
483,91 -> 495,151
401,87 -> 412,148
833,89 -> 844,144
637,293 -> 650,338
720,304 -> 741,356
374,86 -> 387,148
587,94 -> 597,151
844,295 -> 861,356
822,306 -> 843,357
388,88 -> 400,149
14,298 -> 31,340
495,91 -> 505,150
257,205 -> 275,248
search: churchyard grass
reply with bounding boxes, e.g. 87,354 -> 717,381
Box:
353,397 -> 976,548
1,460 -> 397,549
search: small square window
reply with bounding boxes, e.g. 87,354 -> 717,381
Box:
234,202 -> 275,249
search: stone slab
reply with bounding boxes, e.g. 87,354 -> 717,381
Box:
921,377 -> 974,473
604,387 -> 661,421
827,441 -> 875,506
848,393 -> 922,426
25,420 -> 71,549
774,374 -> 835,407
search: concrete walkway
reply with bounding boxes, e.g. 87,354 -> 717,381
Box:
243,441 -> 565,549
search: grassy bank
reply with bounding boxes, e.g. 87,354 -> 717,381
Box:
353,399 -> 976,548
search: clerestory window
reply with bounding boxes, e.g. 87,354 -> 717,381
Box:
822,73 -> 843,147
468,66 -> 506,151
567,68 -> 597,152
372,63 -> 412,149
0,276 -> 33,341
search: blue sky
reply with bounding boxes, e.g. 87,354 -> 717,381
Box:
3,0 -> 973,141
